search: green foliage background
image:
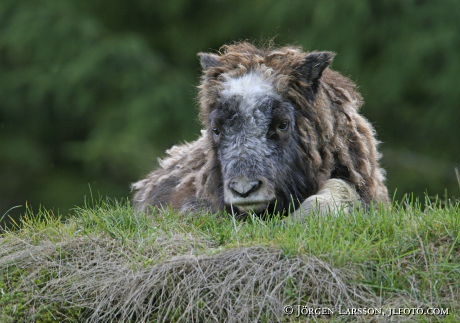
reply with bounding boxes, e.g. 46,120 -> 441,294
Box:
1,0 -> 459,221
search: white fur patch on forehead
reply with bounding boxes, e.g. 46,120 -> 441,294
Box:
221,71 -> 276,101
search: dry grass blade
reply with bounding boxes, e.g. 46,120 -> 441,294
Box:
455,167 -> 460,192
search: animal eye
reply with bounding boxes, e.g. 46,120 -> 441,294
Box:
212,127 -> 221,136
277,121 -> 289,131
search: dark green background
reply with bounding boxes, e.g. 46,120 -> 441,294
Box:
1,0 -> 459,223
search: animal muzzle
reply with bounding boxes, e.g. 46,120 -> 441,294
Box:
224,176 -> 275,213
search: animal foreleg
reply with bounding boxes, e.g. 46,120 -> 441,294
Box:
291,179 -> 360,218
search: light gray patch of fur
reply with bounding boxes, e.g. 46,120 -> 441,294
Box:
290,179 -> 360,218
221,71 -> 279,115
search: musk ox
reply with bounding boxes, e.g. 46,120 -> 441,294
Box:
132,42 -> 389,217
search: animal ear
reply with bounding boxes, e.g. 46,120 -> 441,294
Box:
300,51 -> 336,82
198,52 -> 221,70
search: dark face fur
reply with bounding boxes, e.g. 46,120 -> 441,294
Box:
208,72 -> 313,215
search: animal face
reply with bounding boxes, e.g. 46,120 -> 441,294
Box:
209,71 -> 311,214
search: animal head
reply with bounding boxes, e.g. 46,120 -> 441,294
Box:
197,43 -> 338,215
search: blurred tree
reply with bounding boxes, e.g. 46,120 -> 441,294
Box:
1,0 -> 459,224
0,0 -> 198,220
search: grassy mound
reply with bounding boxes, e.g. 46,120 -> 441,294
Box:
1,198 -> 459,322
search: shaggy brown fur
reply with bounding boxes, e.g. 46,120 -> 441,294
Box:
132,42 -> 389,214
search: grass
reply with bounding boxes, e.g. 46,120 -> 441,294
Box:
0,197 -> 459,322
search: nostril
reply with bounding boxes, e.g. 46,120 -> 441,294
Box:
228,178 -> 262,198
249,180 -> 262,194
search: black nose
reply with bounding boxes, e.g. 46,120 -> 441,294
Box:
228,178 -> 262,198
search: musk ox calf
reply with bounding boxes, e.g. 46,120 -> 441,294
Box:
132,42 -> 389,217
